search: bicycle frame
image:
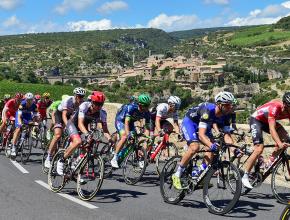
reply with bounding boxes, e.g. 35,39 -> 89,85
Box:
149,133 -> 169,162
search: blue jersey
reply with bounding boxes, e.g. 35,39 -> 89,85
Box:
215,112 -> 236,128
116,103 -> 151,126
185,102 -> 219,129
18,100 -> 38,119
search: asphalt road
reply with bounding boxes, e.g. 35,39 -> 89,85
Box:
0,146 -> 288,220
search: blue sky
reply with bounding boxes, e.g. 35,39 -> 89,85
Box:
0,0 -> 290,35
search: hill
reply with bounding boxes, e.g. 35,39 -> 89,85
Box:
274,15 -> 290,30
169,26 -> 248,40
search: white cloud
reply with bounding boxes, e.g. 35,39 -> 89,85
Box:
226,1 -> 290,26
97,1 -> 128,14
67,19 -> 113,31
55,0 -> 96,15
0,0 -> 21,10
3,15 -> 20,27
203,0 -> 229,5
148,13 -> 198,31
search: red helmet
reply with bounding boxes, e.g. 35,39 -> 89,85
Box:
91,91 -> 105,103
35,94 -> 41,100
15,93 -> 24,100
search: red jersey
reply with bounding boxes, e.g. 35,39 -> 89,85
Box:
251,100 -> 290,124
4,98 -> 19,118
37,100 -> 52,119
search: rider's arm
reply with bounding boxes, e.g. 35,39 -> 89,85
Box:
1,106 -> 8,122
102,122 -> 111,140
17,110 -> 22,125
62,110 -> 69,126
212,123 -> 219,133
173,119 -> 180,133
155,116 -> 162,132
269,119 -> 283,146
198,127 -> 213,148
78,117 -> 88,135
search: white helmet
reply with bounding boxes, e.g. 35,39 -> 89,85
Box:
25,92 -> 34,100
168,96 -> 181,109
73,87 -> 86,96
215,91 -> 235,104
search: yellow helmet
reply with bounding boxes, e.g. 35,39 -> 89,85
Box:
42,92 -> 50,98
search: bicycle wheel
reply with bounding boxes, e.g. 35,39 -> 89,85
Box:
77,155 -> 104,201
21,136 -> 33,164
156,142 -> 179,176
280,205 -> 290,220
159,155 -> 186,204
4,137 -> 12,158
122,145 -> 147,185
271,158 -> 290,204
42,151 -> 49,174
100,143 -> 114,178
48,149 -> 66,192
203,161 -> 242,215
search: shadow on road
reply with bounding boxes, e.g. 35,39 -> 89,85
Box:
93,188 -> 147,203
225,199 -> 274,218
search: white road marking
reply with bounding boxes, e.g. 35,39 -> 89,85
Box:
35,180 -> 99,209
10,160 -> 29,174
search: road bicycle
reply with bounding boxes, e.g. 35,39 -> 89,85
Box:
159,132 -> 242,215
48,129 -> 104,201
280,202 -> 290,220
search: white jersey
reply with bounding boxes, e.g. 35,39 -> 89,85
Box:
57,96 -> 79,114
78,101 -> 107,123
156,103 -> 178,121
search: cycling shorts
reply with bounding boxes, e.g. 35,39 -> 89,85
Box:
250,117 -> 282,145
66,120 -> 80,139
54,110 -> 64,129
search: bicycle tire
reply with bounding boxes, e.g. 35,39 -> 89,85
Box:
156,142 -> 179,176
203,161 -> 242,215
77,154 -> 104,201
280,205 -> 290,220
20,136 -> 33,164
159,155 -> 186,204
48,149 -> 66,192
271,158 -> 290,204
99,143 -> 114,178
122,145 -> 147,185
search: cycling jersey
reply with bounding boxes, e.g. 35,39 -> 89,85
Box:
15,100 -> 38,128
216,112 -> 236,133
48,100 -> 61,113
251,100 -> 290,124
37,99 -> 52,119
182,102 -> 220,144
115,103 -> 151,134
2,98 -> 18,119
151,103 -> 178,121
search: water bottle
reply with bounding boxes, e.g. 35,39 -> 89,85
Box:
118,147 -> 128,160
191,164 -> 199,179
199,162 -> 207,174
257,155 -> 264,168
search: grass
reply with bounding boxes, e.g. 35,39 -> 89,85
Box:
228,25 -> 290,47
0,80 -> 74,100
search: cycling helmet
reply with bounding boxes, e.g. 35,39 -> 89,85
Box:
43,92 -> 50,98
168,96 -> 181,109
73,87 -> 86,96
282,92 -> 290,106
215,91 -> 235,104
91,91 -> 106,103
35,94 -> 41,100
25,92 -> 34,100
15,93 -> 24,100
138,94 -> 151,106
87,95 -> 92,102
4,94 -> 11,100
61,94 -> 69,100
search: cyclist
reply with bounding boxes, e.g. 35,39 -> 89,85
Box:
110,94 -> 151,168
150,96 -> 181,136
45,88 -> 86,169
172,91 -> 235,189
0,94 -> 11,114
10,93 -> 39,157
46,95 -> 69,140
242,92 -> 290,189
56,91 -> 110,175
0,93 -> 23,136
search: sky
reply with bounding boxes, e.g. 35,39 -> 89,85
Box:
0,0 -> 290,35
